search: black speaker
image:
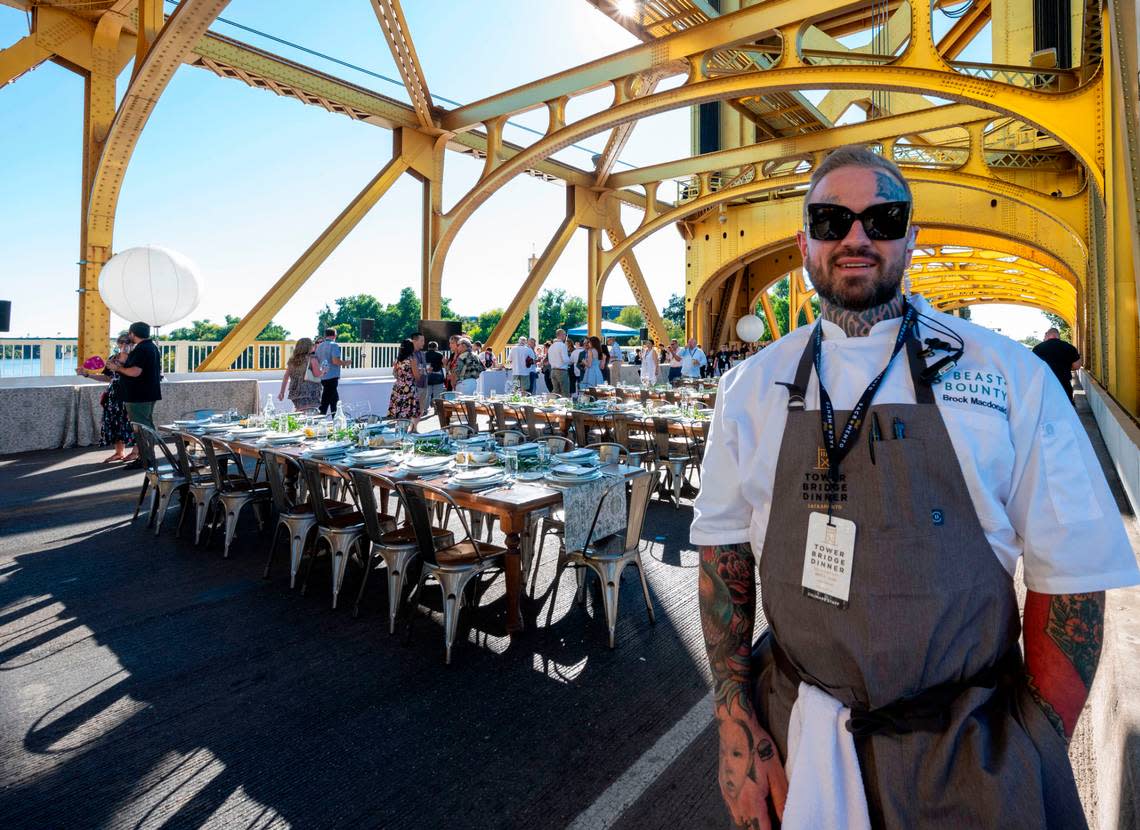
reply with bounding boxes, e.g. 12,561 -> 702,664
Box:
359,318 -> 375,341
639,327 -> 649,341
0,301 -> 10,332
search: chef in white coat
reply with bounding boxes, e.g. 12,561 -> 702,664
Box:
693,146 -> 1139,830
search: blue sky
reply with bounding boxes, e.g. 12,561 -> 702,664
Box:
0,1 -> 1045,340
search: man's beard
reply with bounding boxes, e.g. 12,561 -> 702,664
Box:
806,244 -> 907,311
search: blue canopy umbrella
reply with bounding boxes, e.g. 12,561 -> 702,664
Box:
565,320 -> 642,340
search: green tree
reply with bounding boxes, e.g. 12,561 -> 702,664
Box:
467,308 -> 505,344
615,305 -> 644,330
317,289 -> 462,343
754,277 -> 820,340
1042,312 -> 1071,342
1019,335 -> 1042,348
662,293 -> 685,329
317,294 -> 384,340
164,316 -> 289,341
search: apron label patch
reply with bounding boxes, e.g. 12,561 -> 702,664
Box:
802,512 -> 856,609
802,452 -> 848,510
940,368 -> 1009,416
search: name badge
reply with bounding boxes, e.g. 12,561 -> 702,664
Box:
802,512 -> 856,609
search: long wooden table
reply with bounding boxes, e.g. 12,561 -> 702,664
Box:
435,399 -> 707,441
180,428 -> 645,635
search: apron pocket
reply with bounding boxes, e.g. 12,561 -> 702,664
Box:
869,438 -> 924,530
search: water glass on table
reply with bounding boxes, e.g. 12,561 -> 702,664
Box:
503,447 -> 518,480
536,442 -> 550,468
400,436 -> 415,460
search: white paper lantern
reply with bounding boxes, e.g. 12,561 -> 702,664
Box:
736,314 -> 765,343
98,245 -> 200,327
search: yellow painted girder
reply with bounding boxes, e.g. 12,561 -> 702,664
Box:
484,206 -> 580,355
601,171 -> 1086,295
0,35 -> 51,86
370,0 -> 435,131
79,0 -> 231,360
196,153 -> 411,372
607,102 -> 994,189
429,13 -> 1103,298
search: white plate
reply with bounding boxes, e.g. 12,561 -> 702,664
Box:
303,441 -> 352,457
345,448 -> 394,462
517,471 -> 545,481
403,457 -> 453,471
545,469 -> 603,483
452,468 -> 503,483
554,449 -> 596,461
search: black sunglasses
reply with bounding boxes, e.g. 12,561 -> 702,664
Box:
807,201 -> 911,241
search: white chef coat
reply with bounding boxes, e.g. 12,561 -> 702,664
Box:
690,295 -> 1140,595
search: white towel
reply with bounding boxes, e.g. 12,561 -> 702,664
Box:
781,681 -> 871,830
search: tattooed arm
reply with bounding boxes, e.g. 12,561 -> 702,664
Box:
1023,590 -> 1105,740
700,543 -> 787,830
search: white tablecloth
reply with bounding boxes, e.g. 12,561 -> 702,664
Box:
256,376 -> 394,417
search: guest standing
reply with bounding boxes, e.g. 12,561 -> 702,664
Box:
666,340 -> 683,383
508,336 -> 534,393
639,338 -> 659,386
424,340 -> 446,409
581,336 -> 605,388
387,339 -> 421,427
607,337 -> 623,385
78,333 -> 135,463
314,327 -> 350,415
546,330 -> 571,395
453,337 -> 484,395
445,334 -> 461,391
107,321 -> 162,468
540,340 -> 553,394
482,346 -> 496,369
277,337 -> 322,412
568,339 -> 585,394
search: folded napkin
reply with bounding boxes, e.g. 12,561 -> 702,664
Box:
782,682 -> 870,830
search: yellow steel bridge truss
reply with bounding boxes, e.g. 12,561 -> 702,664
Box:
1,0 -> 1137,414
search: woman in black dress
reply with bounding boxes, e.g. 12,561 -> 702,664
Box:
78,334 -> 135,463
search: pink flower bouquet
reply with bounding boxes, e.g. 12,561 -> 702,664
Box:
83,355 -> 106,371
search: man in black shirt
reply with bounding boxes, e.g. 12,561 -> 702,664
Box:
108,321 -> 163,449
1032,327 -> 1082,404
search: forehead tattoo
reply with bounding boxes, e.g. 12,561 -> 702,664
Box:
874,170 -> 909,202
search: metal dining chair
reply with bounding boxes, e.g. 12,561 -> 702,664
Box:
649,417 -> 697,508
463,400 -> 482,431
349,469 -> 455,633
492,429 -> 526,447
200,436 -> 272,557
446,423 -> 477,441
260,449 -> 319,589
131,425 -> 189,536
549,473 -> 655,647
541,435 -> 575,454
492,402 -> 523,432
298,458 -> 367,609
522,405 -> 557,440
396,480 -> 506,664
172,432 -> 217,543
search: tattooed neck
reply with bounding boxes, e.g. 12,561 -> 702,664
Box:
820,293 -> 906,337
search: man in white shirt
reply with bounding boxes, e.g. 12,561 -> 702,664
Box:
679,338 -> 707,379
693,146 -> 1139,829
507,336 -> 535,393
547,329 -> 571,395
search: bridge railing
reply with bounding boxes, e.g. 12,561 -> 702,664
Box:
0,339 -> 403,377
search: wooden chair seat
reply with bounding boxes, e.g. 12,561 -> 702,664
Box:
434,540 -> 507,566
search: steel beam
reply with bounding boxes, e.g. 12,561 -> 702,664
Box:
79,0 -> 231,360
370,0 -> 435,131
0,35 -> 52,87
197,154 -> 410,371
601,222 -> 669,345
441,0 -> 842,131
484,196 -> 580,354
608,103 -> 992,189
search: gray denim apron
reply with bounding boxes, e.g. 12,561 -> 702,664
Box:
752,322 -> 1085,828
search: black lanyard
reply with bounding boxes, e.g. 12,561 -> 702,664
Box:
813,303 -> 918,491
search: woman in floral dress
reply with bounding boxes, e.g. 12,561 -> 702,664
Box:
277,337 -> 322,412
78,334 -> 136,463
387,338 -> 421,427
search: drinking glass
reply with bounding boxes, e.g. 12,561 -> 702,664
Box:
536,442 -> 550,468
401,436 -> 415,459
503,447 -> 518,480
456,449 -> 469,472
